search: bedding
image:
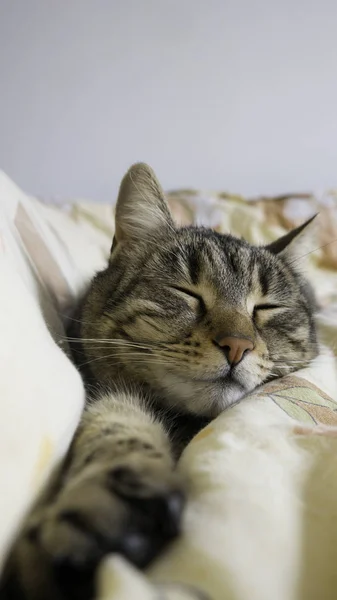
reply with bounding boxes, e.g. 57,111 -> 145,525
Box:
0,171 -> 337,599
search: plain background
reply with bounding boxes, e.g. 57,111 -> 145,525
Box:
0,0 -> 337,202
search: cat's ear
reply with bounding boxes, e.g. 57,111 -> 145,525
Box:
266,214 -> 318,263
113,163 -> 174,245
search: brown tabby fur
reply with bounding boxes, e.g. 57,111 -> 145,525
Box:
0,164 -> 318,600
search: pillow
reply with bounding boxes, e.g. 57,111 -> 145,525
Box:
0,172 -> 85,563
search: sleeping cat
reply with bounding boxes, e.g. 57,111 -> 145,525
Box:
1,164 -> 318,599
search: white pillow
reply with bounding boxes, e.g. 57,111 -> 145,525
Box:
0,172 -> 85,564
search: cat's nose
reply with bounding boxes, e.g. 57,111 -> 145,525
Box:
214,335 -> 254,365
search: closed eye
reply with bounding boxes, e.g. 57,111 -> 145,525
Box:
170,285 -> 206,314
255,303 -> 283,311
253,303 -> 285,319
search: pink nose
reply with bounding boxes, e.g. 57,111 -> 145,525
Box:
214,335 -> 254,365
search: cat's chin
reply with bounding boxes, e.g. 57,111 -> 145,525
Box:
208,379 -> 250,417
154,373 -> 258,418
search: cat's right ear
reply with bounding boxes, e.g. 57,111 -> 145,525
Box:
265,214 -> 318,263
112,163 -> 174,249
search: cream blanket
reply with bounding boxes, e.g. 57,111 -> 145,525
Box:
0,172 -> 337,599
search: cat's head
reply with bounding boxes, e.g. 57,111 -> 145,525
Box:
80,163 -> 318,417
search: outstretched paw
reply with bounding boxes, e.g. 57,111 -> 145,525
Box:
1,457 -> 185,600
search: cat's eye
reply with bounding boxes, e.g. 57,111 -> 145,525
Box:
253,303 -> 284,320
254,303 -> 283,311
170,285 -> 206,313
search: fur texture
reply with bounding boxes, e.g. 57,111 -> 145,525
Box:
0,164 -> 318,600
77,164 -> 318,417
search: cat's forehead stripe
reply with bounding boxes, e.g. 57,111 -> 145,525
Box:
258,263 -> 270,296
186,247 -> 201,285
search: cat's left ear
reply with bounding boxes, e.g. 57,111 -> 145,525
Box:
112,163 -> 174,249
266,214 -> 318,262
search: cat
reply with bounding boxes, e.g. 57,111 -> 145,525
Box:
0,163 -> 318,599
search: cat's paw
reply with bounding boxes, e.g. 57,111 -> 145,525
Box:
1,458 -> 185,599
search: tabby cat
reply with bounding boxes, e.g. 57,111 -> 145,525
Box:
1,164 -> 318,599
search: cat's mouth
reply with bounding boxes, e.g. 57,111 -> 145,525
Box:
197,364 -> 268,399
217,373 -> 246,386
154,366 -> 266,417
196,364 -> 255,388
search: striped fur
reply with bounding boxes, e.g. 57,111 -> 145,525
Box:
0,164 -> 318,600
78,164 -> 318,417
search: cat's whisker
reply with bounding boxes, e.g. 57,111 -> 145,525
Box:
67,339 -> 160,352
65,336 -> 151,345
80,344 -> 157,353
272,362 -> 303,367
107,359 -> 177,368
77,340 -> 200,360
288,237 -> 337,266
106,354 -> 177,363
273,359 -> 328,365
65,336 -> 180,350
79,354 -> 178,368
84,350 -> 177,360
58,314 -> 97,326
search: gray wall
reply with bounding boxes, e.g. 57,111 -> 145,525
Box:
0,0 -> 337,202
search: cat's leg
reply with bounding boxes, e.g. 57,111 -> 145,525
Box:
1,390 -> 185,600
